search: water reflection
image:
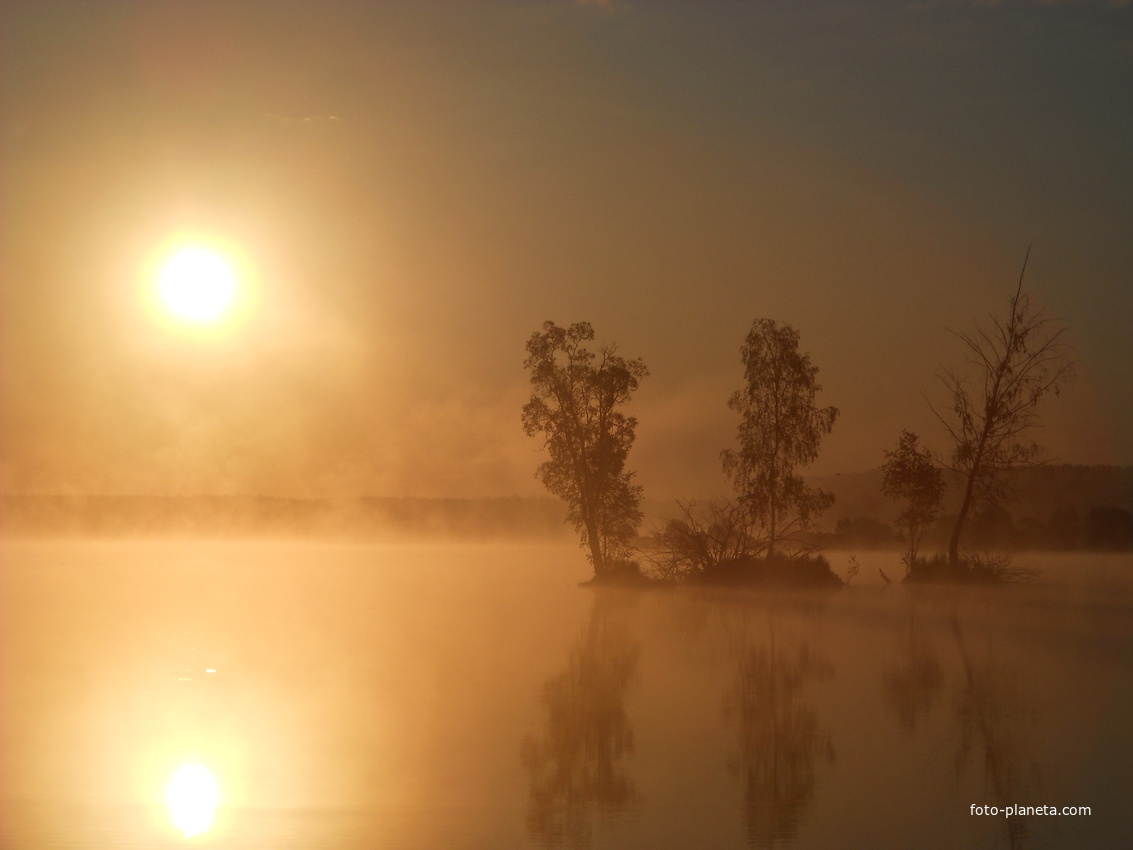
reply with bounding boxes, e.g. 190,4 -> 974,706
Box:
727,620 -> 834,848
883,610 -> 943,732
880,599 -> 1045,848
166,763 -> 219,838
950,613 -> 1040,849
2,544 -> 1127,849
521,592 -> 640,847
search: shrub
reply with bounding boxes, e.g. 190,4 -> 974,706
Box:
644,499 -> 763,584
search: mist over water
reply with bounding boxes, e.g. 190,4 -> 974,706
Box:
1,540 -> 1130,848
3,5 -> 1130,847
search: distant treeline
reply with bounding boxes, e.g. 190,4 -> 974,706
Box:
826,507 -> 1133,552
3,464 -> 1130,551
0,494 -> 572,540
633,465 -> 1133,553
814,464 -> 1133,552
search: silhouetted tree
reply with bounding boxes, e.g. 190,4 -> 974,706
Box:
936,252 -> 1072,565
881,431 -> 946,572
723,319 -> 838,559
523,321 -> 648,578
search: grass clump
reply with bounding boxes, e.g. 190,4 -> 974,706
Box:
904,552 -> 1035,585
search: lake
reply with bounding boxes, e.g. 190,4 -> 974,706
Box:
1,540 -> 1130,848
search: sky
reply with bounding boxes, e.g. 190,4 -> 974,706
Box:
1,0 -> 1130,500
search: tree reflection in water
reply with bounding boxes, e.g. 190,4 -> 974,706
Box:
883,611 -> 943,732
521,594 -> 640,847
727,623 -> 834,848
951,613 -> 1040,850
879,604 -> 1043,849
874,607 -> 1042,850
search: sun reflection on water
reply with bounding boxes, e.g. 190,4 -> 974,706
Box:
166,764 -> 220,838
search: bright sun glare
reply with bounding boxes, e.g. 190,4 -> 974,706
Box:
166,764 -> 220,838
158,247 -> 237,323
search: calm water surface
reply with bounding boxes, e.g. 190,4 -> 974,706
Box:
1,541 -> 1130,848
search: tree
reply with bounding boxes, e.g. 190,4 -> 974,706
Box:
723,319 -> 838,559
936,252 -> 1072,565
522,321 -> 648,578
881,430 -> 945,572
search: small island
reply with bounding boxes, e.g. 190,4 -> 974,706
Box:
522,256 -> 1075,588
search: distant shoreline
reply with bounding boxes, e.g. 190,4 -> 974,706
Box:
3,463 -> 1130,551
0,494 -> 573,541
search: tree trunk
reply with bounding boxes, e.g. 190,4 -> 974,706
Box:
950,420 -> 991,566
949,470 -> 978,566
767,497 -> 778,560
585,511 -> 605,577
907,522 -> 922,572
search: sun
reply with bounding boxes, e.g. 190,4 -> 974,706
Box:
157,247 -> 237,323
166,763 -> 220,838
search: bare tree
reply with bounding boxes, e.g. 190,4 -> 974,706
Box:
881,430 -> 945,573
645,499 -> 764,583
522,321 -> 648,578
936,251 -> 1073,565
723,319 -> 838,559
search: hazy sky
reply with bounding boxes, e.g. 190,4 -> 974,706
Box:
2,0 -> 1130,499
